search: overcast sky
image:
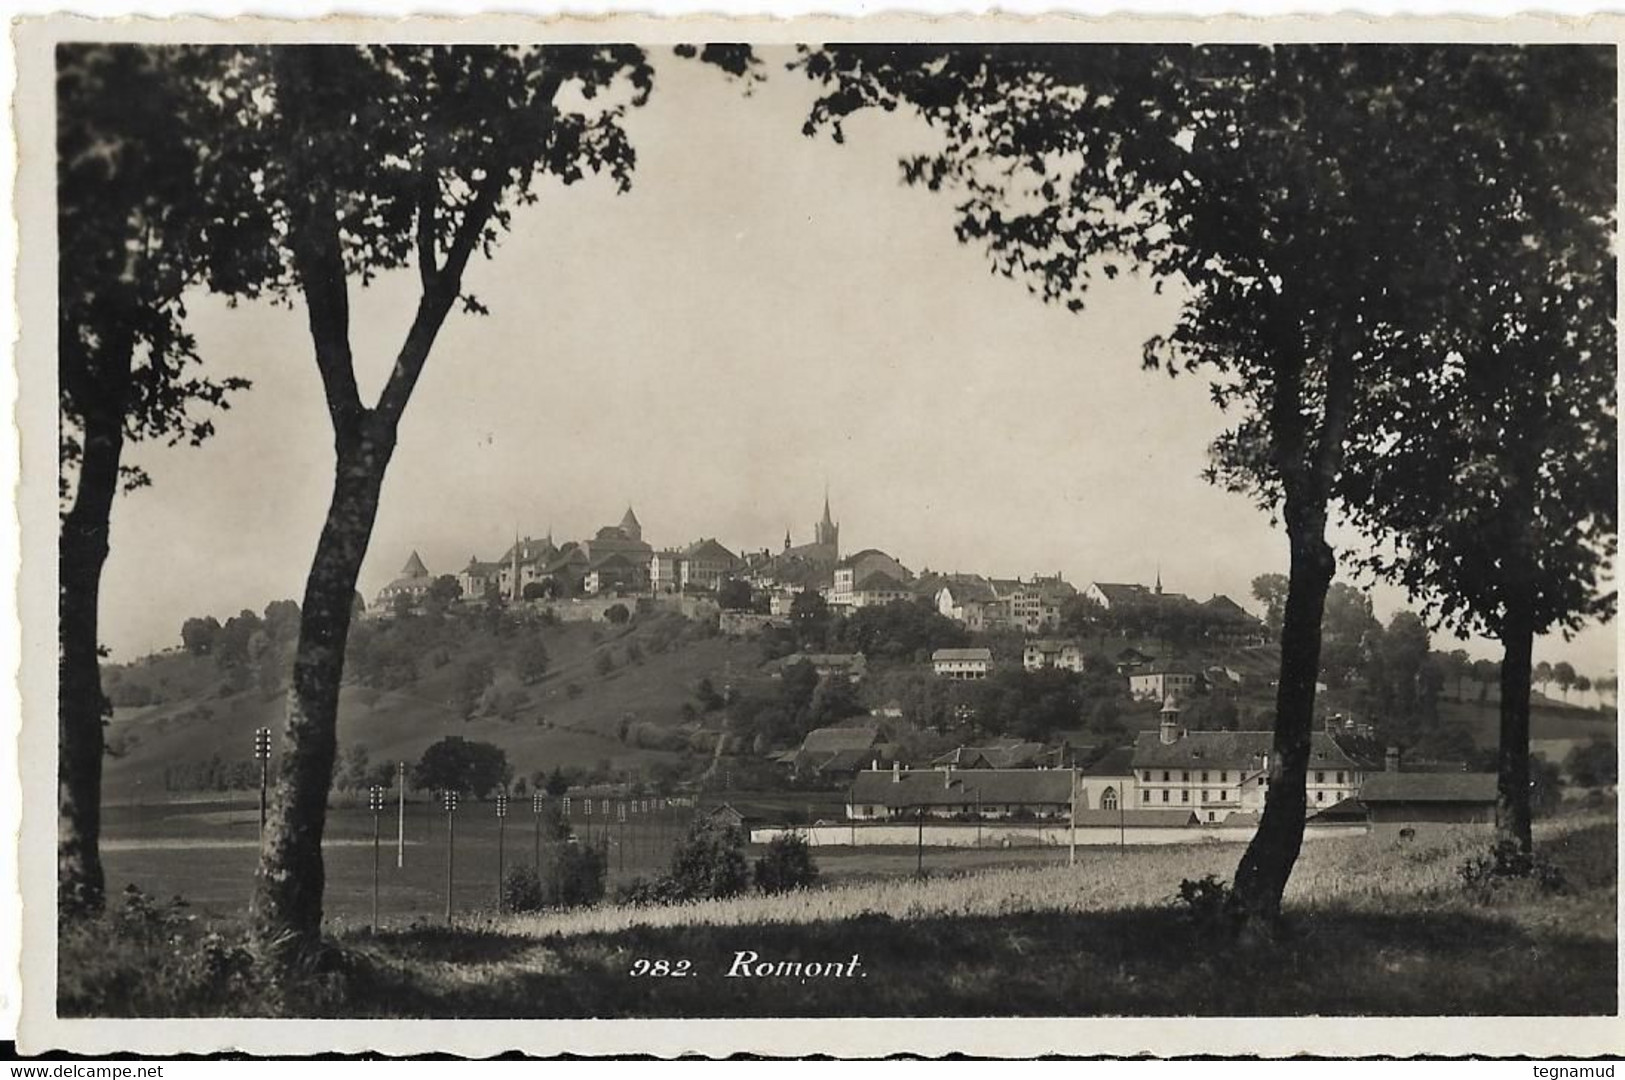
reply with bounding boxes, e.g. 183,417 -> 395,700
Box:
97,47 -> 1616,680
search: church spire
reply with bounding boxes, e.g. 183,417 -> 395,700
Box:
1155,563 -> 1163,596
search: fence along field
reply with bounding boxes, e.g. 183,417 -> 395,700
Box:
99,795 -> 702,925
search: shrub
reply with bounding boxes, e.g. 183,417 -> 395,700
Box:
1459,840 -> 1567,903
58,886 -> 280,1017
502,866 -> 545,913
667,819 -> 750,901
594,650 -> 616,677
565,681 -> 583,700
605,603 -> 631,625
616,876 -> 683,906
753,833 -> 820,895
1172,874 -> 1236,931
550,843 -> 608,909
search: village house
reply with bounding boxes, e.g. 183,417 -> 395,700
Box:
935,577 -> 1004,631
831,549 -> 913,608
648,550 -> 683,594
775,725 -> 896,783
1128,664 -> 1201,702
930,739 -> 1049,771
680,537 -> 742,591
495,534 -> 560,599
932,647 -> 993,680
1023,638 -> 1087,673
846,764 -> 1074,821
777,652 -> 868,683
456,555 -> 503,602
583,550 -> 643,595
1005,574 -> 1075,632
848,570 -> 916,609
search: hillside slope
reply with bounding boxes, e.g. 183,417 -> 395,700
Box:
101,612 -> 766,802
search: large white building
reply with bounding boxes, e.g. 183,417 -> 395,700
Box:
1080,701 -> 1370,824
933,647 -> 993,680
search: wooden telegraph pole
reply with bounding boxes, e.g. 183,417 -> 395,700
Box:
368,785 -> 386,932
495,791 -> 508,913
253,727 -> 272,842
442,789 -> 459,925
532,791 -> 544,871
1069,766 -> 1078,867
396,761 -> 406,869
915,806 -> 925,878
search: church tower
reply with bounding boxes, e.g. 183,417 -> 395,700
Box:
814,489 -> 839,556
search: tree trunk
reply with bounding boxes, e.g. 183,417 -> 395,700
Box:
250,431 -> 392,963
59,396 -> 127,919
1495,584 -> 1536,854
1229,512 -> 1336,931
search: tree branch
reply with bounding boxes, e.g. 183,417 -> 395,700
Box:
290,187 -> 365,439
377,65 -> 568,429
416,169 -> 439,293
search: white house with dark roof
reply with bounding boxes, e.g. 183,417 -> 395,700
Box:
1024,639 -> 1087,673
850,569 -> 915,609
832,549 -> 912,608
932,647 -> 992,680
1128,664 -> 1201,701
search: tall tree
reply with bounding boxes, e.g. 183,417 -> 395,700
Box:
799,44 -> 1531,928
1250,573 -> 1289,639
231,44 -> 655,962
1554,662 -> 1579,702
57,45 -> 273,916
1343,47 -> 1615,853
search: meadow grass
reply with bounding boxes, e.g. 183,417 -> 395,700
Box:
319,814 -> 1615,1018
61,813 -> 1616,1018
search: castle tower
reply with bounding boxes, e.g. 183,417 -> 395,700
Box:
619,506 -> 642,543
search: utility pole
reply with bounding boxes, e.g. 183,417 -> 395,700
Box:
495,791 -> 508,914
442,789 -> 459,925
253,727 -> 272,842
368,785 -> 386,932
532,791 -> 544,871
396,762 -> 406,869
1069,766 -> 1078,867
915,807 -> 925,878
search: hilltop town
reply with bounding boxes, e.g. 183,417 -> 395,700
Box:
372,492 -> 1268,645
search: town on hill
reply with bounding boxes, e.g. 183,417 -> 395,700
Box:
110,488 -> 1614,842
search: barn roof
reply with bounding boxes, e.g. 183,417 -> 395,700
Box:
850,768 -> 1073,809
1359,772 -> 1498,804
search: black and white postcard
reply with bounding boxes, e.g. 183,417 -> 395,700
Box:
13,11 -> 1622,1058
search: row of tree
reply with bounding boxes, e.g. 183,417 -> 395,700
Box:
800,43 -> 1615,930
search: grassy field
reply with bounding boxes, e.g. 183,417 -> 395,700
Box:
63,811 -> 1616,1018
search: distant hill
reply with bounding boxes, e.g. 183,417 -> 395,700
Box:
100,610 -> 766,803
